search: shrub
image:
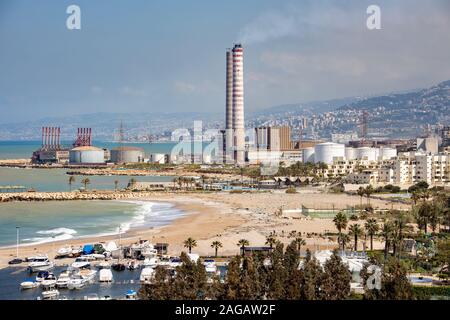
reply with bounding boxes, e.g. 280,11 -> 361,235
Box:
286,187 -> 297,194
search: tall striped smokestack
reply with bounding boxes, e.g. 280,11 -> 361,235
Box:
232,44 -> 245,164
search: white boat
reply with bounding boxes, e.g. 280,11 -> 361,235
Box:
203,259 -> 217,273
41,289 -> 60,300
27,258 -> 54,273
78,269 -> 97,283
56,246 -> 72,257
71,247 -> 83,257
26,254 -> 48,262
143,257 -> 159,268
99,268 -> 113,282
84,293 -> 100,300
56,271 -> 72,288
140,267 -> 154,283
71,257 -> 91,269
20,280 -> 39,290
67,274 -> 86,290
169,257 -> 182,268
41,273 -> 57,288
35,271 -> 50,282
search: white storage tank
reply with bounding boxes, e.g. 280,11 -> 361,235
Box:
314,142 -> 345,164
356,147 -> 378,161
379,147 -> 397,160
345,147 -> 357,160
302,147 -> 315,163
150,153 -> 166,164
69,146 -> 105,164
110,146 -> 145,163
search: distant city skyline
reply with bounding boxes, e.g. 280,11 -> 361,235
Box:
1,0 -> 450,123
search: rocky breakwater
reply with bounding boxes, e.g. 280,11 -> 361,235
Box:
0,191 -> 160,203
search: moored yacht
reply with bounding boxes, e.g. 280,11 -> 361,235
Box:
27,257 -> 54,273
41,273 -> 57,288
20,279 -> 39,290
56,270 -> 72,288
140,267 -> 154,283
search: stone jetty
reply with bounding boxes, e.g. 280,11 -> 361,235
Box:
0,191 -> 166,203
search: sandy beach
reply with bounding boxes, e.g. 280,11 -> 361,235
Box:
0,190 -> 409,268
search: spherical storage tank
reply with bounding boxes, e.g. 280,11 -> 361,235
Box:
356,147 -> 378,161
69,146 -> 105,164
110,146 -> 145,163
314,142 -> 345,164
345,147 -> 357,161
302,147 -> 315,163
378,147 -> 397,160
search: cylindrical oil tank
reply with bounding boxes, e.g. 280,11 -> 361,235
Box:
345,147 -> 357,161
69,146 -> 105,164
356,147 -> 378,161
110,146 -> 145,163
302,147 -> 315,163
150,153 -> 166,164
314,143 -> 345,164
379,147 -> 397,160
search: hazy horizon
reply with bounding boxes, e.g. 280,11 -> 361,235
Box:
1,0 -> 450,123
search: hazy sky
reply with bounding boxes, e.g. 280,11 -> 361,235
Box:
0,0 -> 449,123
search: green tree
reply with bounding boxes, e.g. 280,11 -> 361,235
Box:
299,249 -> 323,300
171,252 -> 207,299
68,176 -> 75,191
211,241 -> 222,257
183,237 -> 197,254
381,222 -> 394,260
321,250 -> 352,300
349,224 -> 364,251
81,177 -> 90,190
138,266 -> 172,300
357,187 -> 365,211
265,233 -> 277,249
333,211 -> 348,250
237,239 -> 249,256
267,242 -> 286,299
365,218 -> 379,251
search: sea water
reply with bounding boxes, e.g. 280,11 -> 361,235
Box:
0,200 -> 184,247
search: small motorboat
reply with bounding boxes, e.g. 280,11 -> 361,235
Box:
67,274 -> 86,290
143,257 -> 159,268
41,273 -> 57,288
127,261 -> 138,271
56,246 -> 72,258
70,247 -> 83,257
8,258 -> 23,265
84,293 -> 99,300
36,271 -> 50,282
71,257 -> 91,269
25,254 -> 48,262
78,269 -> 97,283
20,279 -> 39,290
112,263 -> 126,271
41,289 -> 60,300
56,270 -> 71,288
99,268 -> 113,282
125,290 -> 137,300
203,259 -> 217,274
140,267 -> 154,283
27,257 -> 54,273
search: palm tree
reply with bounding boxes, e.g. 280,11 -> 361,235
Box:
381,222 -> 393,260
210,241 -> 223,257
237,239 -> 249,256
288,231 -> 306,255
333,211 -> 348,250
349,224 -> 363,251
364,218 -> 379,251
364,185 -> 374,205
114,180 -> 119,191
81,178 -> 90,190
68,176 -> 75,191
183,237 -> 197,254
339,233 -> 351,251
129,178 -> 137,189
357,187 -> 365,212
265,234 -> 277,249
